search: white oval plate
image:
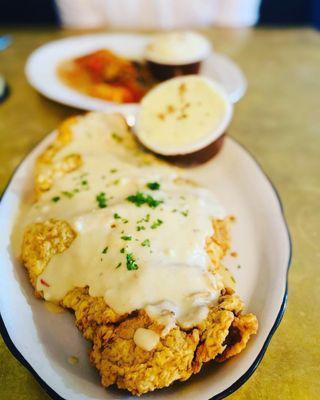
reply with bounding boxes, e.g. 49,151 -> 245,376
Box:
0,128 -> 291,400
25,33 -> 247,116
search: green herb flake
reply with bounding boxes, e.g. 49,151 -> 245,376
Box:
110,168 -> 118,173
151,219 -> 163,229
146,182 -> 160,191
120,248 -> 125,254
145,213 -> 150,222
122,218 -> 129,224
102,246 -> 108,254
61,191 -> 74,199
141,239 -> 150,247
136,226 -> 145,231
137,213 -> 150,224
121,235 -> 132,241
81,180 -> 88,186
181,210 -> 189,217
126,253 -> 139,270
113,179 -> 120,185
116,262 -> 122,269
113,213 -> 121,219
96,192 -> 107,208
127,192 -> 163,208
52,196 -> 60,203
111,132 -> 123,142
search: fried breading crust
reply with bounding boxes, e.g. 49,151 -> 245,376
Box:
62,287 -> 126,340
21,219 -> 76,288
35,116 -> 82,196
21,217 -> 258,395
90,312 -> 199,394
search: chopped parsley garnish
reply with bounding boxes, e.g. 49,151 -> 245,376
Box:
102,246 -> 108,254
116,262 -> 122,268
81,180 -> 88,186
120,248 -> 125,253
141,239 -> 150,247
146,182 -> 160,191
111,132 -> 123,142
110,168 -> 118,173
96,192 -> 107,208
137,214 -> 150,223
151,219 -> 163,229
181,210 -> 189,217
52,196 -> 60,203
122,218 -> 129,224
73,188 -> 80,193
113,179 -> 120,185
61,191 -> 74,199
121,235 -> 132,241
113,213 -> 121,219
171,209 -> 178,213
136,225 -> 145,231
126,253 -> 139,270
127,192 -> 163,208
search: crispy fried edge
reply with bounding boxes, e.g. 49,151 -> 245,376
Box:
35,116 -> 82,196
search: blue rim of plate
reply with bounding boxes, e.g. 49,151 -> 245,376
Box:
0,136 -> 292,400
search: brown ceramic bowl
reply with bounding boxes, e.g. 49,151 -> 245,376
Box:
146,60 -> 201,81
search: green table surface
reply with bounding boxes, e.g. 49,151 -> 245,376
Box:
0,27 -> 319,400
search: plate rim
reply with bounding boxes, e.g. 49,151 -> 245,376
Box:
0,135 -> 292,400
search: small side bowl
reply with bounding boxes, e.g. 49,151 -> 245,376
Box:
134,75 -> 233,165
145,31 -> 211,81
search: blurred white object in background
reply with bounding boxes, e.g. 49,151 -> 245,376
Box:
56,0 -> 261,29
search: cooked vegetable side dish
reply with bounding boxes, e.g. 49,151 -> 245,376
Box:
17,112 -> 258,395
58,49 -> 155,103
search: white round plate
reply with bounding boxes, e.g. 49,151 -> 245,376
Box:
0,124 -> 290,400
25,33 -> 247,115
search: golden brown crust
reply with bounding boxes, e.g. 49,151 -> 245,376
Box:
193,309 -> 234,373
35,116 -> 82,195
61,287 -> 125,340
87,294 -> 257,395
21,219 -> 76,287
216,313 -> 258,362
206,218 -> 231,270
90,311 -> 199,395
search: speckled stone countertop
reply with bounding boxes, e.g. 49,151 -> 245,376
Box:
0,27 -> 319,400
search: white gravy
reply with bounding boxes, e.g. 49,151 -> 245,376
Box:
20,113 -> 226,335
133,328 -> 160,351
